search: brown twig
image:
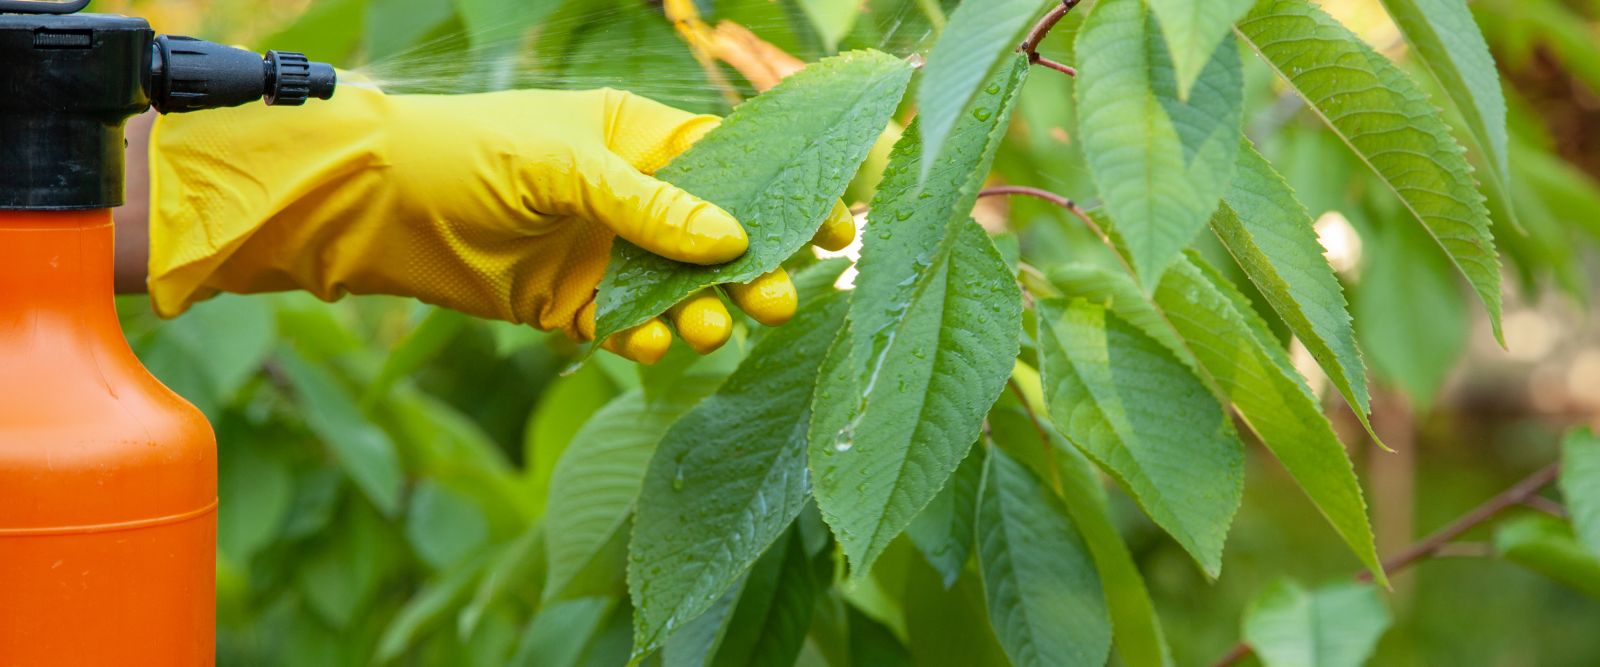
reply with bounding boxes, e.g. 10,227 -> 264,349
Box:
1209,463 -> 1562,667
978,186 -> 1138,280
1018,1 -> 1081,76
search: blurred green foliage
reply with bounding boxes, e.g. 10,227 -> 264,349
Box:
99,0 -> 1600,664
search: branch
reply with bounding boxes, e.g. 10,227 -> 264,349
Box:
978,186 -> 1138,279
1018,1 -> 1082,76
1209,462 -> 1562,667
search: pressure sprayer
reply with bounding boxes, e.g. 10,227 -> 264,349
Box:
0,0 -> 335,662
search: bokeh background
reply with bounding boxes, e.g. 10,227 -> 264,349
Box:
96,0 -> 1600,663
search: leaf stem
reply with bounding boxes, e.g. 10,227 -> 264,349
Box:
1018,0 -> 1082,76
1208,462 -> 1563,667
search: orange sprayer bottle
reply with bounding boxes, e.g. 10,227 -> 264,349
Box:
0,1 -> 335,663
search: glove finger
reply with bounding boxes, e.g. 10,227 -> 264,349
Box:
667,290 -> 734,354
577,152 -> 748,265
576,300 -> 672,364
724,267 -> 797,327
811,200 -> 857,252
602,317 -> 674,365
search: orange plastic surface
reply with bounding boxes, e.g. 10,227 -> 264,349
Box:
0,210 -> 216,666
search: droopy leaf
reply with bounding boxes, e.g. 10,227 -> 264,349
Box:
1496,514 -> 1600,600
593,50 -> 912,344
905,558 -> 1011,667
277,346 -> 404,517
1353,219 -> 1467,409
999,368 -> 1174,667
1378,0 -> 1510,197
977,448 -> 1112,667
708,529 -> 824,667
808,57 -> 1029,574
1036,298 -> 1243,577
810,221 -> 1022,573
907,446 -> 985,589
628,289 -> 849,656
1076,0 -> 1243,284
1156,258 -> 1383,584
1052,253 -> 1380,583
1242,578 -> 1391,667
1560,428 -> 1600,557
1211,143 -> 1370,426
917,0 -> 1050,177
1236,0 -> 1503,339
1148,0 -> 1255,99
544,383 -> 714,601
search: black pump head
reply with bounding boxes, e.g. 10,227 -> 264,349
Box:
0,0 -> 338,210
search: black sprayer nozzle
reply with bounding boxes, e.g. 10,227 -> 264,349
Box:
152,35 -> 337,113
0,4 -> 337,209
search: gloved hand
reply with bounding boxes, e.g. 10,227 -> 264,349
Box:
147,81 -> 856,363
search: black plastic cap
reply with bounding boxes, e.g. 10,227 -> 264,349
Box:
0,13 -> 153,209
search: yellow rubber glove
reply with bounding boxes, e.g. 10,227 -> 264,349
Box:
148,81 -> 856,363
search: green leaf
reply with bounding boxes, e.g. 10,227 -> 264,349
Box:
994,369 -> 1175,667
511,597 -> 618,667
593,50 -> 913,345
1076,0 -> 1243,284
1353,219 -> 1467,409
904,557 -> 1010,667
406,480 -> 490,570
798,0 -> 861,51
1211,143 -> 1371,426
811,220 -> 1022,573
460,523 -> 546,638
976,448 -> 1112,667
628,290 -> 849,655
524,363 -> 617,516
296,500 -> 401,628
1036,298 -> 1243,577
1378,0 -> 1511,196
1236,0 -> 1504,339
1241,578 -> 1391,667
374,554 -> 488,664
1148,0 -> 1255,99
1050,254 -> 1380,582
1151,257 -> 1383,584
662,584 -> 740,667
1560,428 -> 1600,557
363,307 -> 468,405
217,440 -> 291,565
906,446 -> 985,589
276,346 -> 404,517
1496,514 -> 1600,600
916,0 -> 1049,178
136,294 -> 274,417
544,383 -> 714,601
808,56 -> 1029,575
708,529 -> 823,667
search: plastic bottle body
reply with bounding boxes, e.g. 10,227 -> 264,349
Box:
0,210 -> 216,665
